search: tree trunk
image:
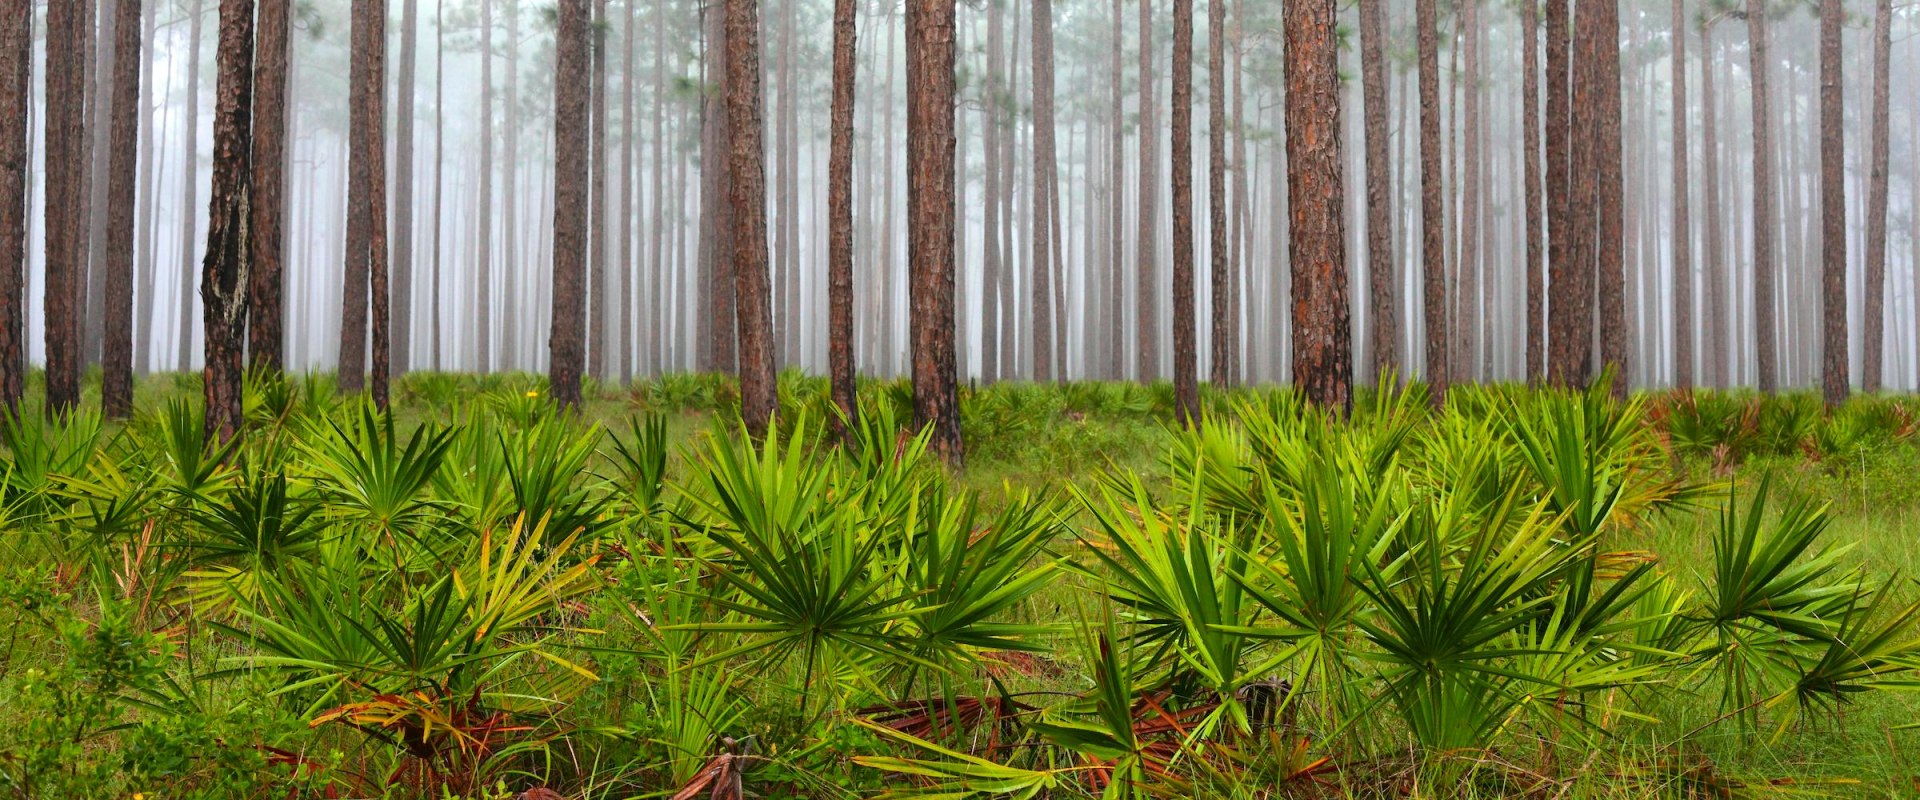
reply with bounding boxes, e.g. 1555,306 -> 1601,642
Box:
433,0 -> 444,368
176,0 -> 203,373
1863,0 -> 1890,393
1169,0 -> 1196,421
338,0 -> 380,393
1206,0 -> 1230,387
1544,0 -> 1583,386
1135,0 -> 1157,381
1031,0 -> 1056,382
1106,0 -> 1124,381
589,0 -> 609,380
700,2 -> 736,374
1591,0 -> 1624,398
84,0 -> 108,370
389,0 -> 416,375
1416,0 -> 1446,407
1522,0 -> 1542,383
905,0 -> 962,466
133,0 -> 158,376
1359,0 -> 1393,384
1286,0 -> 1350,412
475,0 -> 494,371
1455,0 -> 1479,382
619,0 -> 636,381
201,0 -> 255,442
982,0 -> 1003,384
1701,17 -> 1726,388
551,0 -> 591,407
1817,0 -> 1845,406
249,0 -> 288,373
829,0 -> 858,433
1669,0 -> 1691,388
1747,0 -> 1776,393
102,0 -> 142,418
725,0 -> 775,434
0,0 -> 29,412
45,0 -> 91,415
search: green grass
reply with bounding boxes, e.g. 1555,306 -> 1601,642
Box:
5,371 -> 1920,798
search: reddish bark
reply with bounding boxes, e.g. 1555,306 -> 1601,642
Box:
551,0 -> 591,408
249,0 -> 289,373
1169,0 -> 1197,424
905,0 -> 962,466
725,0 -> 775,435
0,0 -> 23,412
103,0 -> 143,418
828,0 -> 858,435
1285,0 -> 1351,413
201,0 -> 256,443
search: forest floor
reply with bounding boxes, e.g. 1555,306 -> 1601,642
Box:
6,370 -> 1920,798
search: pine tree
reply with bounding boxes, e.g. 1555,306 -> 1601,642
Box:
906,0 -> 963,465
1285,0 -> 1350,412
551,0 -> 592,408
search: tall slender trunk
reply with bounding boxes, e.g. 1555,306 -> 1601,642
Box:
0,0 -> 29,411
1169,0 -> 1195,420
619,0 -> 636,381
1417,0 -> 1446,406
981,0 -> 1004,383
133,0 -> 158,375
1104,0 -> 1124,380
649,0 -> 668,375
84,0 -> 109,369
1522,0 -> 1542,383
249,0 -> 288,373
1206,0 -> 1230,387
725,0 -> 775,434
389,0 -> 416,375
201,0 -> 255,442
1455,0 -> 1480,383
475,0 -> 494,371
1669,0 -> 1691,388
1592,0 -> 1624,398
501,2 -> 520,369
102,0 -> 143,418
1286,0 -> 1349,412
700,2 -> 736,373
433,0 -> 444,369
1817,0 -> 1845,406
1359,0 -> 1393,384
1863,0 -> 1890,392
1135,0 -> 1158,380
551,0 -> 591,406
828,0 -> 857,432
1747,0 -> 1776,393
1544,0 -> 1581,386
45,0 -> 92,414
905,0 -> 961,465
588,0 -> 609,380
1030,0 -> 1057,382
1701,17 -> 1726,387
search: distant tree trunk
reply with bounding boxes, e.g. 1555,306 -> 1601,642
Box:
133,0 -> 158,376
725,0 -> 775,435
1746,0 -> 1776,393
475,0 -> 493,371
1135,0 -> 1158,381
389,0 -> 416,376
1031,0 -> 1056,382
201,0 -> 255,442
1206,0 -> 1231,387
1522,0 -> 1542,384
1106,0 -> 1124,381
102,0 -> 142,418
1591,0 -> 1625,398
0,0 -> 29,412
1817,0 -> 1845,406
981,0 -> 1005,384
433,0 -> 444,369
45,0 -> 90,415
249,0 -> 288,373
502,2 -> 522,370
828,0 -> 858,433
589,0 -> 609,380
84,0 -> 108,370
1454,0 -> 1479,382
618,0 -> 636,381
1700,17 -> 1726,388
1863,0 -> 1890,393
649,0 -> 667,374
176,0 -> 203,373
1417,0 -> 1446,407
551,0 -> 590,407
1359,0 -> 1393,384
1286,0 -> 1350,412
1669,0 -> 1691,389
905,0 -> 961,465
